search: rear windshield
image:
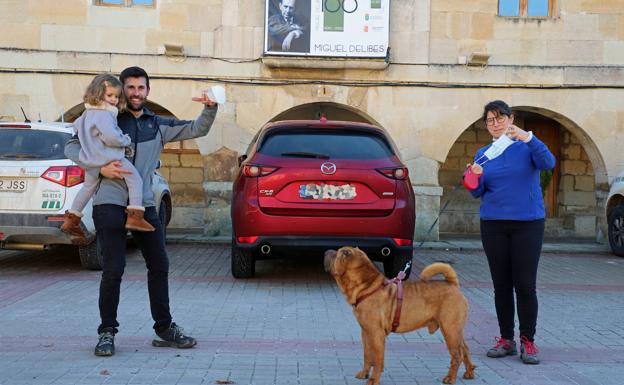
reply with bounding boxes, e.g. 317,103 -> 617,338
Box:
0,129 -> 71,160
258,130 -> 394,159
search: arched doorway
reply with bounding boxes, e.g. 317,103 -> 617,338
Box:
439,107 -> 607,240
269,102 -> 380,125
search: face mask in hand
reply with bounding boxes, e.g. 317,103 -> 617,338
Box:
478,134 -> 516,164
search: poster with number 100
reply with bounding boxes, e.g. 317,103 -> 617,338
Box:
264,0 -> 390,58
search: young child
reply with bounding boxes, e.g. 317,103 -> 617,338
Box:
61,74 -> 154,244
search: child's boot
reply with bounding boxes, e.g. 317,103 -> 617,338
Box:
60,210 -> 89,244
125,206 -> 156,232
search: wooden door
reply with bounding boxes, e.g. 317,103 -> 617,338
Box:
525,120 -> 561,218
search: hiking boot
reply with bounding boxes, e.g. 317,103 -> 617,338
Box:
94,328 -> 115,356
60,210 -> 89,244
152,322 -> 197,348
486,337 -> 517,358
520,336 -> 540,364
125,207 -> 155,232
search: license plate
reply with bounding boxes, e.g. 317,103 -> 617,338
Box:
0,179 -> 27,192
299,183 -> 356,200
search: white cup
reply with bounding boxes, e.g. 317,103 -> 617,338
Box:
203,85 -> 226,105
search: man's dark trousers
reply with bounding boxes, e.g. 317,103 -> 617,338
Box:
93,204 -> 171,334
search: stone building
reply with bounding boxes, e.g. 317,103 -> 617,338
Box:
1,0 -> 622,241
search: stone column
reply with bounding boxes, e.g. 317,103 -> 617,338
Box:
413,185 -> 443,242
407,156 -> 443,242
202,147 -> 238,236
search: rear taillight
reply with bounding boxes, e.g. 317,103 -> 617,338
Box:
377,167 -> 409,180
243,164 -> 279,177
237,236 -> 259,244
393,238 -> 413,246
41,166 -> 85,187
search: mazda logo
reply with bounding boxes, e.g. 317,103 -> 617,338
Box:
320,162 -> 336,175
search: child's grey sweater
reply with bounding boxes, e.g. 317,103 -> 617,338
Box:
75,103 -> 130,167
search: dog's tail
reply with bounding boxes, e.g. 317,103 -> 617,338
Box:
419,263 -> 459,287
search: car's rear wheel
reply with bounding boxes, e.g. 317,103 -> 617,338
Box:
78,237 -> 103,270
231,239 -> 255,278
608,205 -> 624,257
383,251 -> 412,280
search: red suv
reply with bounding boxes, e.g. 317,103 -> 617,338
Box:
231,119 -> 415,278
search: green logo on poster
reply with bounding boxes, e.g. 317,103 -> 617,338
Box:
323,0 -> 359,31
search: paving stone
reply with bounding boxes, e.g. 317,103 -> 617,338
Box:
1,244 -> 624,385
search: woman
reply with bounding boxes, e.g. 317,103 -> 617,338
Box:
467,100 -> 555,364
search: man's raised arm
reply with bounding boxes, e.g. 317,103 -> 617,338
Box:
158,105 -> 218,144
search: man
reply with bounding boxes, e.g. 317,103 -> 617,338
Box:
268,0 -> 308,52
65,66 -> 218,356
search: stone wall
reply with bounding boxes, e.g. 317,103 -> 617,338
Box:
438,124 -> 484,235
558,132 -> 597,237
430,0 -> 624,66
160,146 -> 238,235
1,0 -> 623,241
159,151 -> 206,231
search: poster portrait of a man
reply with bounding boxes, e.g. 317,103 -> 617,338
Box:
267,0 -> 311,53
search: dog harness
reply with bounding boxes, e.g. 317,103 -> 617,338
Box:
353,275 -> 405,333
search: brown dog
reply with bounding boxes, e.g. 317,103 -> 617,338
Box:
324,247 -> 475,385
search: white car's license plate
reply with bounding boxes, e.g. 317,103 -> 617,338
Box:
299,183 -> 357,200
0,179 -> 27,192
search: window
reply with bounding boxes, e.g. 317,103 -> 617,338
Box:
95,0 -> 155,7
0,129 -> 71,160
498,0 -> 553,18
258,130 -> 394,160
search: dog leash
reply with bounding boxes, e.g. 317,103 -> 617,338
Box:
354,261 -> 411,332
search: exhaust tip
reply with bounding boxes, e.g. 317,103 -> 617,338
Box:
260,244 -> 271,255
381,247 -> 391,257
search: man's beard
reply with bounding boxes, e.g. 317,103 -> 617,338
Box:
127,99 -> 145,111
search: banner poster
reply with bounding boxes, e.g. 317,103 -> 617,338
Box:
264,0 -> 390,58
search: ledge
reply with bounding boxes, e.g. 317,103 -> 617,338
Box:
262,56 -> 389,70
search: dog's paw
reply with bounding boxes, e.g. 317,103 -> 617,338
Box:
355,369 -> 369,379
463,364 -> 476,379
442,375 -> 456,384
365,378 -> 379,385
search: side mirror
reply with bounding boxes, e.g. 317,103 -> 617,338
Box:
237,154 -> 247,167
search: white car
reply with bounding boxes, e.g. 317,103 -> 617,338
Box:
0,121 -> 172,269
606,170 -> 624,257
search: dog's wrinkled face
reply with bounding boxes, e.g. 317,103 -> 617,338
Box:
324,247 -> 356,277
324,246 -> 372,278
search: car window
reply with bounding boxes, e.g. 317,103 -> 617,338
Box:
258,130 -> 394,159
0,129 -> 71,160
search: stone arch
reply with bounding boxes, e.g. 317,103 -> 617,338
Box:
268,101 -> 381,126
513,106 -> 607,185
439,106 -> 607,240
57,100 -> 177,123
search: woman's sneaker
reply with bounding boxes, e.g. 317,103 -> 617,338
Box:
486,337 -> 517,358
152,322 -> 197,348
520,336 -> 540,364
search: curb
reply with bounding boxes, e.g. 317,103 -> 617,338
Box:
165,235 -> 613,255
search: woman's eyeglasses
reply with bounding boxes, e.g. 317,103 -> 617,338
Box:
485,115 -> 507,125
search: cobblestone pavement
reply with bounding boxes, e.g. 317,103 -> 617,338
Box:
1,243 -> 623,385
